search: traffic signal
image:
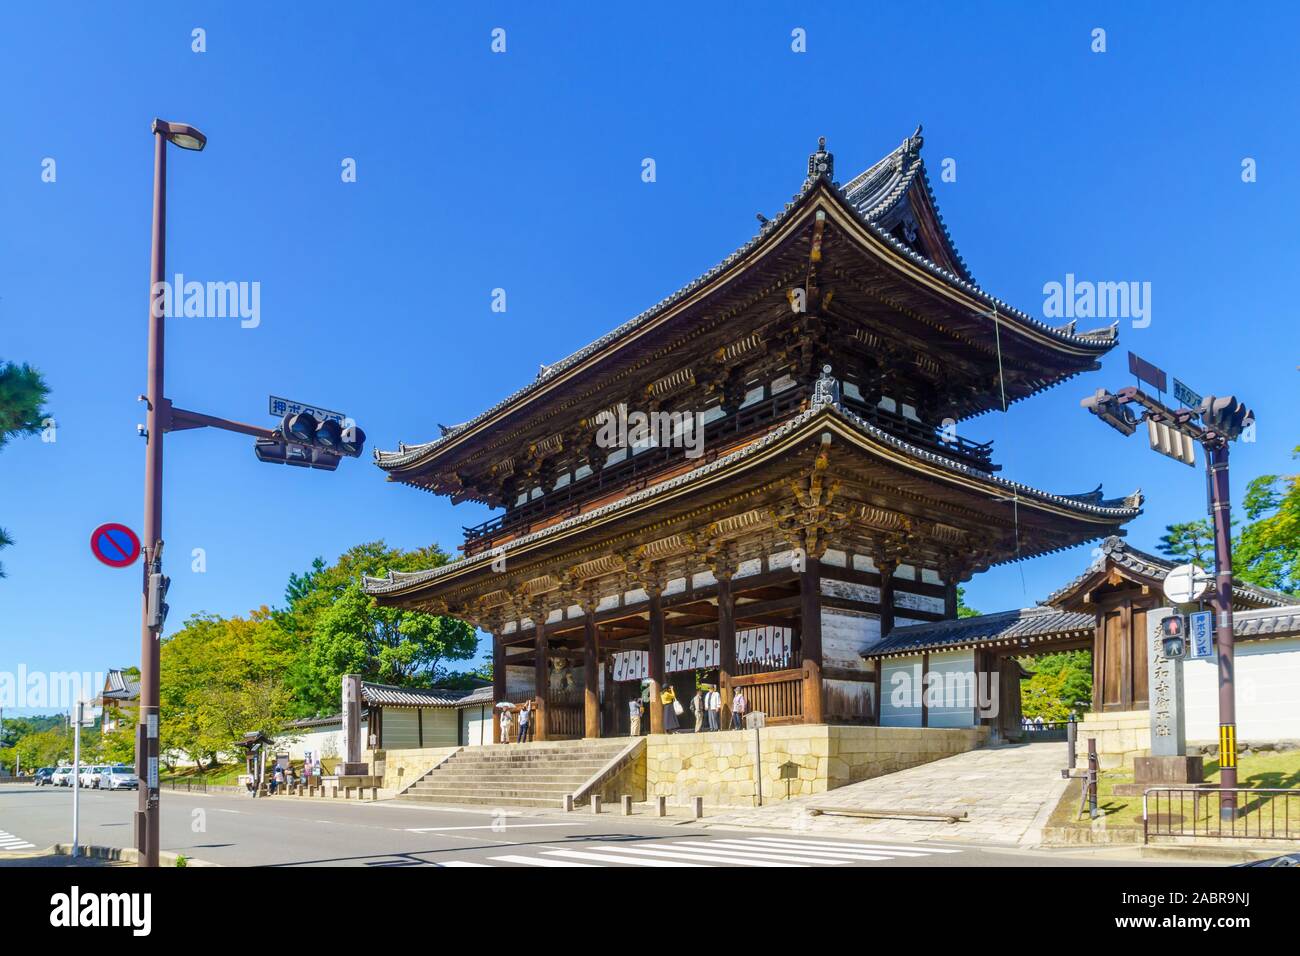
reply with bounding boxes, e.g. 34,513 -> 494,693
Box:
1081,388 -> 1137,436
254,437 -> 341,471
147,571 -> 171,630
1159,614 -> 1187,659
256,413 -> 366,471
1198,395 -> 1254,441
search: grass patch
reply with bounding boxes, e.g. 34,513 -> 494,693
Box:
1050,750 -> 1300,831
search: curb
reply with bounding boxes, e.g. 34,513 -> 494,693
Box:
51,843 -> 220,867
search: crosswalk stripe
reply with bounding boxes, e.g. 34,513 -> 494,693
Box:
663,841 -> 859,865
694,840 -> 894,862
738,836 -> 962,855
582,844 -> 807,867
487,854 -> 596,867
436,860 -> 490,867
541,849 -> 703,867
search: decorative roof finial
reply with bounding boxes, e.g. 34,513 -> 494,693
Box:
807,136 -> 834,181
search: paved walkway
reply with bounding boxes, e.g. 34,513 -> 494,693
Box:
706,742 -> 1070,847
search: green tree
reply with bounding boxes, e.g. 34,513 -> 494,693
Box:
160,609 -> 298,766
1020,650 -> 1092,720
1233,457 -> 1300,594
956,586 -> 979,619
279,542 -> 478,715
1157,519 -> 1215,567
0,360 -> 51,578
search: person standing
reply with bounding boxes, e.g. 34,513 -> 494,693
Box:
706,685 -> 721,731
517,700 -> 532,744
499,706 -> 513,744
691,687 -> 705,734
731,688 -> 747,730
661,685 -> 679,734
628,696 -> 642,736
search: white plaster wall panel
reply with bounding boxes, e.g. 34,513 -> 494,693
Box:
822,608 -> 882,670
880,657 -> 923,727
820,577 -> 880,605
926,649 -> 977,728
821,548 -> 847,567
1184,638 -> 1300,742
895,590 -> 945,615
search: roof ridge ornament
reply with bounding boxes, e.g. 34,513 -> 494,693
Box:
807,136 -> 834,181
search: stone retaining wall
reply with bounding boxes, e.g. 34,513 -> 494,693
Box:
375,746 -> 460,792
644,724 -> 987,808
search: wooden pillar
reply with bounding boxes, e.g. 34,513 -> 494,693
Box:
717,570 -> 736,721
920,651 -> 930,728
872,658 -> 883,725
582,607 -> 600,739
879,559 -> 897,638
533,611 -> 549,741
647,585 -> 665,735
944,579 -> 958,620
491,633 -> 505,743
800,555 -> 824,725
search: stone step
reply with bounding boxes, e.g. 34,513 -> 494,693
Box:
410,780 -> 581,796
430,761 -> 610,773
405,790 -> 574,806
398,792 -> 565,809
425,772 -> 597,785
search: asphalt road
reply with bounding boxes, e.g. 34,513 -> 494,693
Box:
0,784 -> 1185,868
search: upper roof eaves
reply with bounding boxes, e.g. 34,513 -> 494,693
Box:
375,131 -> 1119,471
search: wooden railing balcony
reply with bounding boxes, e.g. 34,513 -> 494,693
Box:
461,385 -> 996,554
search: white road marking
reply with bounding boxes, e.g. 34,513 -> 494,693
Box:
0,829 -> 35,850
577,843 -> 807,867
405,823 -> 576,833
735,836 -> 962,855
487,854 -> 595,867
656,841 -> 858,865
436,860 -> 491,867
701,839 -> 896,861
540,849 -> 703,867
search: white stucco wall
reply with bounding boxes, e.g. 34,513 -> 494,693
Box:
879,650 -> 977,728
1183,637 -> 1300,742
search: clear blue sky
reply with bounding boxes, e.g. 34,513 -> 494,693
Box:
2,3 -> 1298,715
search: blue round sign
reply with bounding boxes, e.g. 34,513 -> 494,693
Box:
90,523 -> 141,568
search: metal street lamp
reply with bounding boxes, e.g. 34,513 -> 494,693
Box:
136,118 -> 207,868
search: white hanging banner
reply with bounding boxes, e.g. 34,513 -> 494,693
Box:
612,650 -> 649,682
736,626 -> 793,664
665,638 -> 719,674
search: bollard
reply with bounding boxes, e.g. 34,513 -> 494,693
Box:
564,794 -> 574,812
656,796 -> 666,818
622,795 -> 632,815
693,796 -> 703,819
1067,714 -> 1077,770
591,794 -> 602,814
1087,738 -> 1099,820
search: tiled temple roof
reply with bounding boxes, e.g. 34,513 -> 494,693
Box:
1044,536 -> 1297,610
362,382 -> 1140,599
866,606 -> 1097,658
374,129 -> 1118,472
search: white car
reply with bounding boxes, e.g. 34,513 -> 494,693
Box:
51,767 -> 75,787
100,766 -> 138,791
78,766 -> 106,789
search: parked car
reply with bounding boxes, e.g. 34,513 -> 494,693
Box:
33,767 -> 55,786
100,766 -> 138,791
51,767 -> 74,787
78,766 -> 106,789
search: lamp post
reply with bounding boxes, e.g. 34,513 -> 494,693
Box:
137,118 -> 205,868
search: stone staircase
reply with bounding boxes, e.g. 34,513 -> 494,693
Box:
397,739 -> 630,809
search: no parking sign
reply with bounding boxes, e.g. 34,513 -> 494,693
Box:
90,523 -> 141,568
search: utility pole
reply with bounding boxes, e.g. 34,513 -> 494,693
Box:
72,700 -> 83,859
1083,375 -> 1253,819
134,119 -> 367,866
